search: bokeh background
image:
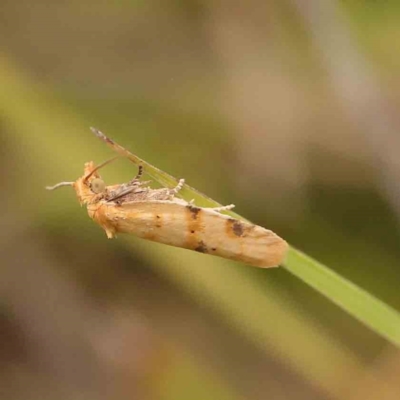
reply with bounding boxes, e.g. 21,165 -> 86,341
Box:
1,1 -> 400,399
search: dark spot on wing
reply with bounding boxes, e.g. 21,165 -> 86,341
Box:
186,205 -> 201,220
155,214 -> 162,228
195,241 -> 208,253
231,219 -> 244,237
211,247 -> 217,252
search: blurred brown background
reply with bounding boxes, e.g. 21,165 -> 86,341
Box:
1,1 -> 400,399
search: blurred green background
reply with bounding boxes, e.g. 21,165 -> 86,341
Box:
1,1 -> 400,399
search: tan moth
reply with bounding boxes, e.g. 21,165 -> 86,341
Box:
47,128 -> 288,268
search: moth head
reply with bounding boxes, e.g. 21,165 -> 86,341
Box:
46,161 -> 103,205
78,161 -> 106,203
46,157 -> 118,205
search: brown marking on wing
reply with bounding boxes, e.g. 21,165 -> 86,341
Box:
185,206 -> 204,250
143,232 -> 157,241
154,213 -> 163,229
225,218 -> 247,238
194,240 -> 208,253
186,204 -> 201,219
232,220 -> 244,237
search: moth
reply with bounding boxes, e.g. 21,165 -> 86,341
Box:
47,128 -> 288,268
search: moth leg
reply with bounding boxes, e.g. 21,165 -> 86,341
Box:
169,179 -> 185,196
208,204 -> 235,213
133,165 -> 143,181
105,228 -> 116,239
127,165 -> 144,185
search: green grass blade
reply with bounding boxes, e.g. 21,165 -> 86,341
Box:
284,247 -> 400,346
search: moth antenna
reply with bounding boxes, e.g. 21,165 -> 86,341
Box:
46,182 -> 74,191
84,156 -> 120,181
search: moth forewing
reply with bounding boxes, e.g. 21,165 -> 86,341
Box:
92,200 -> 287,268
